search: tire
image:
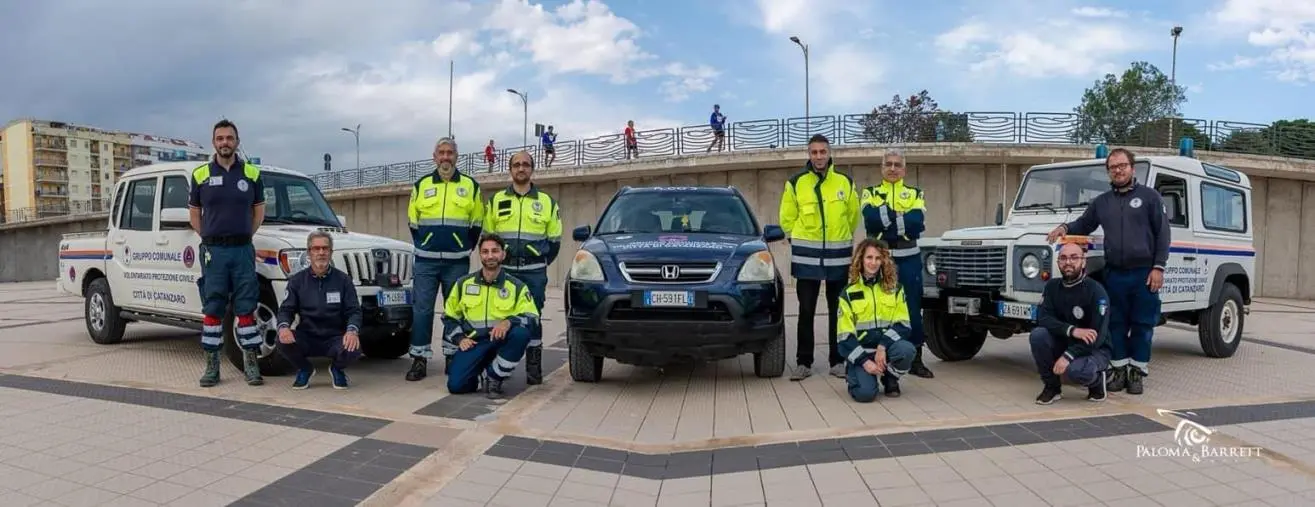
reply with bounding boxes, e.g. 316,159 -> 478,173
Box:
754,328 -> 786,378
84,277 -> 126,345
1198,283 -> 1244,359
223,283 -> 295,376
567,327 -> 603,382
360,329 -> 410,359
923,310 -> 987,362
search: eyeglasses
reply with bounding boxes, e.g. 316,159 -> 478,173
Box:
1108,162 -> 1131,171
1057,255 -> 1083,263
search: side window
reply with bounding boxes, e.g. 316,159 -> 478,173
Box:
122,178 -> 158,232
1201,183 -> 1247,233
160,176 -> 190,209
111,181 -> 127,228
1153,173 -> 1189,228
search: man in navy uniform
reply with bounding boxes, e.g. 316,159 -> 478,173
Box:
276,231 -> 363,390
1031,241 -> 1112,404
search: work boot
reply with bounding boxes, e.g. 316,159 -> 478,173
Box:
243,350 -> 263,386
199,350 -> 221,388
406,357 -> 427,381
483,373 -> 505,399
1125,367 -> 1145,395
910,347 -> 935,378
883,376 -> 901,398
1106,366 -> 1127,392
526,347 -> 543,385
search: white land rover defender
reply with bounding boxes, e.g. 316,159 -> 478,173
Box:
918,143 -> 1254,362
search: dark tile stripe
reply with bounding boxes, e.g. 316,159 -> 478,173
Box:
1247,338 -> 1315,356
1182,399 -> 1315,426
229,437 -> 437,507
0,373 -> 391,437
413,348 -> 568,421
484,414 -> 1171,480
0,316 -> 83,330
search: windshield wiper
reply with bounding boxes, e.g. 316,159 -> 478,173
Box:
263,217 -> 296,224
1015,202 -> 1057,212
1062,201 -> 1090,211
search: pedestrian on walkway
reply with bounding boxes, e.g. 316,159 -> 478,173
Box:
707,105 -> 727,153
779,133 -> 861,381
541,126 -> 557,167
275,231 -> 363,390
1047,147 -> 1169,395
1031,240 -> 1112,404
836,239 -> 917,402
406,136 -> 485,382
482,151 -> 562,385
188,119 -> 266,387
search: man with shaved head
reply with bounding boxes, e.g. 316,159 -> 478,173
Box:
1030,240 -> 1112,405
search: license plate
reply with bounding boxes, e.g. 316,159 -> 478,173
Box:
997,301 -> 1037,320
378,290 -> 411,306
947,296 -> 980,315
643,290 -> 694,307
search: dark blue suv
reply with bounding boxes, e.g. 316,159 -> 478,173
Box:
563,186 -> 788,382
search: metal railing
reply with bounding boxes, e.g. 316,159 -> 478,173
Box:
2,200 -> 108,225
309,112 -> 1315,191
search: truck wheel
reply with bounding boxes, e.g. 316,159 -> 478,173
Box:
567,327 -> 603,382
1199,283 -> 1244,358
361,330 -> 410,359
84,277 -> 126,345
923,310 -> 986,362
223,284 -> 295,376
754,328 -> 786,378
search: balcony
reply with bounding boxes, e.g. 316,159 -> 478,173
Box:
35,158 -> 67,167
36,172 -> 68,183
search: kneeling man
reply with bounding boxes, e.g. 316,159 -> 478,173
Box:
276,231 -> 363,390
442,233 -> 539,398
1032,241 -> 1112,404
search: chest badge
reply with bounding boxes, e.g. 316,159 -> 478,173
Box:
498,288 -> 509,299
237,180 -> 249,192
456,187 -> 469,198
1072,305 -> 1085,319
424,188 -> 438,198
465,284 -> 481,296
901,190 -> 910,199
836,190 -> 845,199
1130,197 -> 1143,209
531,201 -> 543,213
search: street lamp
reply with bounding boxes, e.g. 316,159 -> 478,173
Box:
340,124 -> 360,170
507,88 -> 528,146
1169,26 -> 1183,147
789,36 -> 810,131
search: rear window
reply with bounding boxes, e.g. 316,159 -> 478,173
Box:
597,192 -> 757,235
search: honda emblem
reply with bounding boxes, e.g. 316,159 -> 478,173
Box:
660,265 -> 680,279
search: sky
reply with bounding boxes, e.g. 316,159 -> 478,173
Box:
1,0 -> 1312,173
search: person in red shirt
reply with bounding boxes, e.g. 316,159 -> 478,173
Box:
484,140 -> 496,171
624,121 -> 638,160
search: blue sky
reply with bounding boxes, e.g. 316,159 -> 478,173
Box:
1,0 -> 1311,172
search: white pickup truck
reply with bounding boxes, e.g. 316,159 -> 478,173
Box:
918,145 -> 1255,363
56,161 -> 417,376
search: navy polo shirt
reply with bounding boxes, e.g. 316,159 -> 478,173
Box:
188,157 -> 265,241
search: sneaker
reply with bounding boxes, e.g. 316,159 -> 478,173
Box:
1126,367 -> 1145,395
789,364 -> 812,381
1106,366 -> 1126,392
829,364 -> 846,378
406,357 -> 427,381
1035,385 -> 1062,405
330,366 -> 349,390
292,368 -> 314,390
1087,371 -> 1107,402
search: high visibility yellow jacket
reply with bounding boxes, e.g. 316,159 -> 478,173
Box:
440,270 -> 540,349
836,275 -> 912,366
778,162 -> 860,280
482,185 -> 563,272
861,179 -> 926,258
408,170 -> 485,262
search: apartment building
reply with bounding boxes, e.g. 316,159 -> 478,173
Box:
0,119 -> 208,221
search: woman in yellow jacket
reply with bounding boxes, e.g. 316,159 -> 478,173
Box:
836,238 -> 918,402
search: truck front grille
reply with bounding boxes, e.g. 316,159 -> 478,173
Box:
336,249 -> 414,285
619,262 -> 720,284
936,246 -> 1006,288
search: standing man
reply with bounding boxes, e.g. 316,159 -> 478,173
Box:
276,231 -> 363,390
541,126 -> 557,167
407,136 -> 485,382
707,104 -> 727,153
188,119 -> 266,388
779,133 -> 860,380
485,140 -> 497,171
1046,147 -> 1169,395
860,148 -> 934,378
483,151 -> 562,385
624,121 -> 638,159
1030,241 -> 1111,404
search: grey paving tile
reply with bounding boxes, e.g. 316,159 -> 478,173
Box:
231,436 -> 437,505
413,348 -> 567,420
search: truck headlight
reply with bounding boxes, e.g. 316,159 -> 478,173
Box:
738,250 -> 776,282
569,250 -> 605,281
924,252 -> 936,275
1020,253 -> 1041,279
278,249 -> 311,275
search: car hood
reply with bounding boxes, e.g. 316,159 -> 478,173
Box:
586,232 -> 762,264
938,224 -> 1058,242
257,225 -> 412,252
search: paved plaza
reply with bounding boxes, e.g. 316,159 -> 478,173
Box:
1,280 -> 1315,506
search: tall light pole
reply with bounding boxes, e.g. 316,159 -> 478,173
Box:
507,88 -> 528,146
1169,26 -> 1183,147
448,60 -> 454,138
340,124 -> 360,170
789,36 -> 810,133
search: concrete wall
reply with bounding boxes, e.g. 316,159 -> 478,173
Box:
6,143 -> 1315,299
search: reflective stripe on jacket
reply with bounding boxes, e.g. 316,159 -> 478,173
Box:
483,185 -> 563,272
778,162 -> 860,280
836,275 -> 912,366
861,179 -> 926,258
440,270 -> 541,347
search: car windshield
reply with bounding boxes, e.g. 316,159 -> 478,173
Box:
1015,161 -> 1150,210
596,191 -> 757,235
261,173 -> 342,227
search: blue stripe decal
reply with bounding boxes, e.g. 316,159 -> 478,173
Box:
262,257 -> 279,265
59,254 -> 114,260
1088,244 -> 1254,258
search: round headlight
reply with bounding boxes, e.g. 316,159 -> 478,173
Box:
925,253 -> 936,275
1020,253 -> 1040,279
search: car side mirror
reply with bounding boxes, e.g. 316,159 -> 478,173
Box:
763,224 -> 786,242
160,207 -> 190,229
336,214 -> 347,228
572,225 -> 592,242
994,202 -> 1004,226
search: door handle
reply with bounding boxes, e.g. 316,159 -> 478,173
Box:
155,238 -> 169,246
113,236 -> 126,245
1183,256 -> 1196,261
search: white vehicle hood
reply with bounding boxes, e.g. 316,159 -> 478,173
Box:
938,211 -> 1093,242
257,226 -> 412,251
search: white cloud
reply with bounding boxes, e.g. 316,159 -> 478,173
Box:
1071,7 -> 1127,18
750,0 -> 885,109
1209,0 -> 1315,83
934,9 -> 1152,79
